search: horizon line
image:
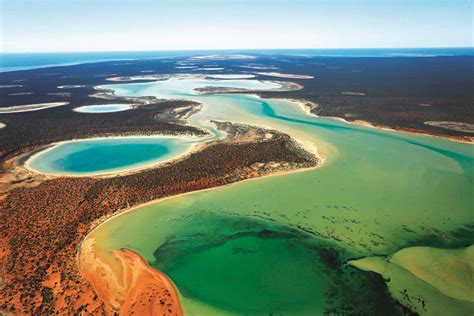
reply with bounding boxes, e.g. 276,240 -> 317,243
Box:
1,46 -> 473,54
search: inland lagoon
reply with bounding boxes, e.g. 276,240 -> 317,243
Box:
26,136 -> 197,176
82,77 -> 473,314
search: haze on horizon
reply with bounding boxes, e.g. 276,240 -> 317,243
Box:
0,0 -> 472,53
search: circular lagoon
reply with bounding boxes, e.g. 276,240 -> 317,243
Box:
73,104 -> 134,113
26,136 -> 195,176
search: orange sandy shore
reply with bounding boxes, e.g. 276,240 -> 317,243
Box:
80,238 -> 183,316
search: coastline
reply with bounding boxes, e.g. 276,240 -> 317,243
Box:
290,98 -> 474,144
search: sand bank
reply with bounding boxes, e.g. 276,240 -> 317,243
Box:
0,102 -> 69,114
256,72 -> 314,79
0,84 -> 23,88
348,245 -> 474,314
192,67 -> 224,71
8,92 -> 33,96
239,65 -> 278,70
207,74 -> 256,79
341,91 -> 366,96
189,54 -> 255,60
57,85 -> 86,89
106,74 -> 170,82
80,239 -> 183,315
424,121 -> 474,134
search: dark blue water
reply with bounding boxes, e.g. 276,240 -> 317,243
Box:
1,48 -> 472,72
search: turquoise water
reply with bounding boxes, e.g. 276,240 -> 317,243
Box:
27,137 -> 194,176
86,77 -> 473,314
73,104 -> 133,113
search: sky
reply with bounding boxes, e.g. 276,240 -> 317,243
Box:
0,0 -> 472,53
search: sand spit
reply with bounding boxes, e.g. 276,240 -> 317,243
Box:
57,85 -> 87,89
47,92 -> 71,97
207,74 -> 256,79
189,54 -> 255,60
192,67 -> 225,71
106,74 -> 170,82
8,92 -> 33,96
425,121 -> 474,134
341,91 -> 366,96
0,102 -> 69,114
80,239 -> 183,315
0,85 -> 23,88
256,72 -> 314,79
239,65 -> 278,70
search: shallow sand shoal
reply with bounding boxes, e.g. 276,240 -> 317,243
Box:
256,72 -> 314,79
0,102 -> 69,114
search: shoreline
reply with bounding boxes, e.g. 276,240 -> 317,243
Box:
289,98 -> 474,144
78,148 -> 323,259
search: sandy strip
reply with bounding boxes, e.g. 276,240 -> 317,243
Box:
192,67 -> 225,71
0,84 -> 23,88
207,74 -> 256,79
239,65 -> 279,70
189,54 -> 255,60
0,102 -> 69,114
341,91 -> 366,96
8,92 -> 33,96
256,72 -> 314,79
106,75 -> 170,82
80,239 -> 183,315
57,85 -> 86,89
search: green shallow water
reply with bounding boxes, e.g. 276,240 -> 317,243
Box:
89,78 -> 474,315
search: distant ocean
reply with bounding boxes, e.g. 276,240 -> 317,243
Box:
1,48 -> 472,73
